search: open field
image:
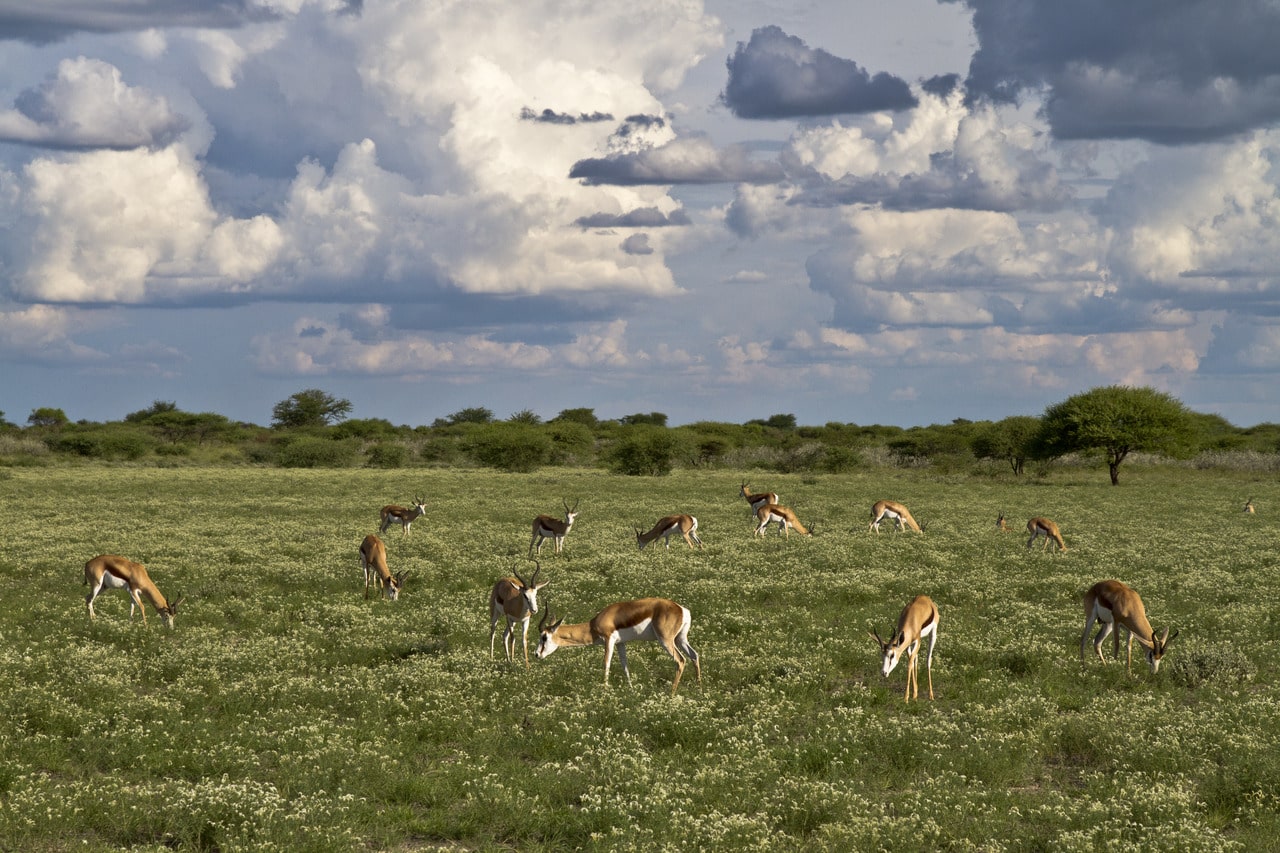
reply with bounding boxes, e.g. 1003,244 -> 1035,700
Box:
1,465 -> 1278,851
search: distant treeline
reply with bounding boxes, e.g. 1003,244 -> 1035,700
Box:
3,388 -> 1279,477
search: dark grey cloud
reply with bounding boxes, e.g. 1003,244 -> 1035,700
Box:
947,0 -> 1280,143
721,25 -> 917,119
921,74 -> 962,98
620,234 -> 652,255
384,292 -> 619,345
519,107 -> 614,125
574,207 -> 691,228
570,135 -> 785,185
0,1 -> 276,44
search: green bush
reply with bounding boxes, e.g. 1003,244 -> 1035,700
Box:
606,426 -> 687,476
1165,645 -> 1257,688
464,423 -> 552,473
365,442 -> 408,468
47,427 -> 154,460
276,437 -> 360,468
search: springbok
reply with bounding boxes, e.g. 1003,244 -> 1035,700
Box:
740,483 -> 779,517
380,497 -> 427,537
1081,580 -> 1176,675
489,562 -> 548,668
636,515 -> 703,550
869,595 -> 939,701
529,499 -> 580,556
753,503 -> 811,538
1026,517 -> 1066,552
84,555 -> 184,629
869,500 -> 924,533
536,598 -> 701,695
360,534 -> 408,600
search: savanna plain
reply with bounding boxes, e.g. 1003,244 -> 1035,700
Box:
0,465 -> 1277,852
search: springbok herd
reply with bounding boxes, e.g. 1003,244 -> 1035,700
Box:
80,481 -> 1188,698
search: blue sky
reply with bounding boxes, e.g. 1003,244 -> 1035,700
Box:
1,0 -> 1279,427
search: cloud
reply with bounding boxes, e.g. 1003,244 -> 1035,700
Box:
1102,131 -> 1280,310
575,207 -> 691,228
0,0 -> 277,44
520,107 -> 614,125
950,0 -> 1280,143
570,134 -> 785,185
250,312 -> 648,376
621,234 -> 653,255
0,57 -> 189,150
721,26 -> 917,119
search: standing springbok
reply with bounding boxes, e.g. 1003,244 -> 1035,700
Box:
529,499 -> 580,556
996,512 -> 1010,532
1026,517 -> 1066,552
869,595 -> 939,701
489,562 -> 548,668
380,497 -> 427,537
360,534 -> 408,600
740,483 -> 779,517
753,503 -> 811,538
636,515 -> 703,550
1081,580 -> 1177,675
869,500 -> 924,533
84,555 -> 185,629
535,598 -> 702,695
1244,498 -> 1256,514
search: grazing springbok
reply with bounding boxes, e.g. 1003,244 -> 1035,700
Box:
996,512 -> 1010,532
380,497 -> 427,537
529,498 -> 580,556
1081,580 -> 1177,675
360,534 -> 408,600
536,598 -> 702,695
1244,498 -> 1256,514
869,500 -> 924,533
489,562 -> 548,668
636,515 -> 703,550
84,554 -> 184,629
753,503 -> 811,538
1026,517 -> 1067,552
869,595 -> 939,701
740,483 -> 779,517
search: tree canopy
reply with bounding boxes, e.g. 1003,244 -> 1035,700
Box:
1034,385 -> 1195,485
271,389 -> 353,429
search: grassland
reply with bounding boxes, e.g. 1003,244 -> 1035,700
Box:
0,464 -> 1277,851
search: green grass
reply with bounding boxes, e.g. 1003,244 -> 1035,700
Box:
0,465 -> 1277,851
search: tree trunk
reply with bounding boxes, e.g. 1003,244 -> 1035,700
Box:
1109,461 -> 1121,485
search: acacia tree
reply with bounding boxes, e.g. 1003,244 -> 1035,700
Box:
1034,386 -> 1195,485
972,415 -> 1040,475
271,389 -> 353,428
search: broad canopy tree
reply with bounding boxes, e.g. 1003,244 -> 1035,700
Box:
271,389 -> 353,429
1034,386 -> 1196,485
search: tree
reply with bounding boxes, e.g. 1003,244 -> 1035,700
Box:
971,416 -> 1040,475
747,413 -> 797,431
271,389 -> 353,428
27,407 -> 68,428
508,409 -> 542,425
1034,386 -> 1196,485
619,412 -> 668,427
124,400 -> 178,423
435,406 -> 494,426
551,407 -> 599,428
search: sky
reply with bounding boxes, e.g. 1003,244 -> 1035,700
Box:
2,0 -> 1280,429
